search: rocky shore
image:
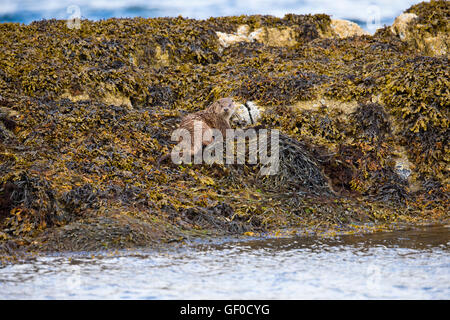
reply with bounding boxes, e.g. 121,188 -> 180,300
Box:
0,1 -> 448,262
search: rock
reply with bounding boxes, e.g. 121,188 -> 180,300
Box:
390,13 -> 418,40
60,85 -> 132,108
154,45 -> 170,66
216,31 -> 250,48
102,92 -> 132,108
60,90 -> 90,102
390,9 -> 449,56
392,147 -> 421,192
217,24 -> 297,48
231,101 -> 262,126
217,18 -> 370,47
248,27 -> 297,47
216,25 -> 253,48
236,24 -> 250,36
395,159 -> 412,180
245,101 -> 262,124
292,98 -> 358,116
330,19 -> 370,38
420,35 -> 448,56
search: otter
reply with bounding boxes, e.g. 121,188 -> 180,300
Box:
157,98 -> 236,167
178,97 -> 236,144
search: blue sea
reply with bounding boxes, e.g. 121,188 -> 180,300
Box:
0,0 -> 424,32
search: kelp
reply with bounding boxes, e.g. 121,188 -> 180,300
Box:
0,1 -> 448,255
382,56 -> 449,180
406,0 -> 450,34
399,0 -> 449,56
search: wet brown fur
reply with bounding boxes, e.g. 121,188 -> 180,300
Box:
157,98 -> 236,167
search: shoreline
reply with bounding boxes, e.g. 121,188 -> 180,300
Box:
2,218 -> 448,266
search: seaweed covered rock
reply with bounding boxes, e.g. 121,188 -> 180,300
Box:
381,55 -> 449,183
390,0 -> 449,56
391,13 -> 419,40
0,1 -> 448,255
330,19 -> 370,38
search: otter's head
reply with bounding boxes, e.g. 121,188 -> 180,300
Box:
211,98 -> 236,120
